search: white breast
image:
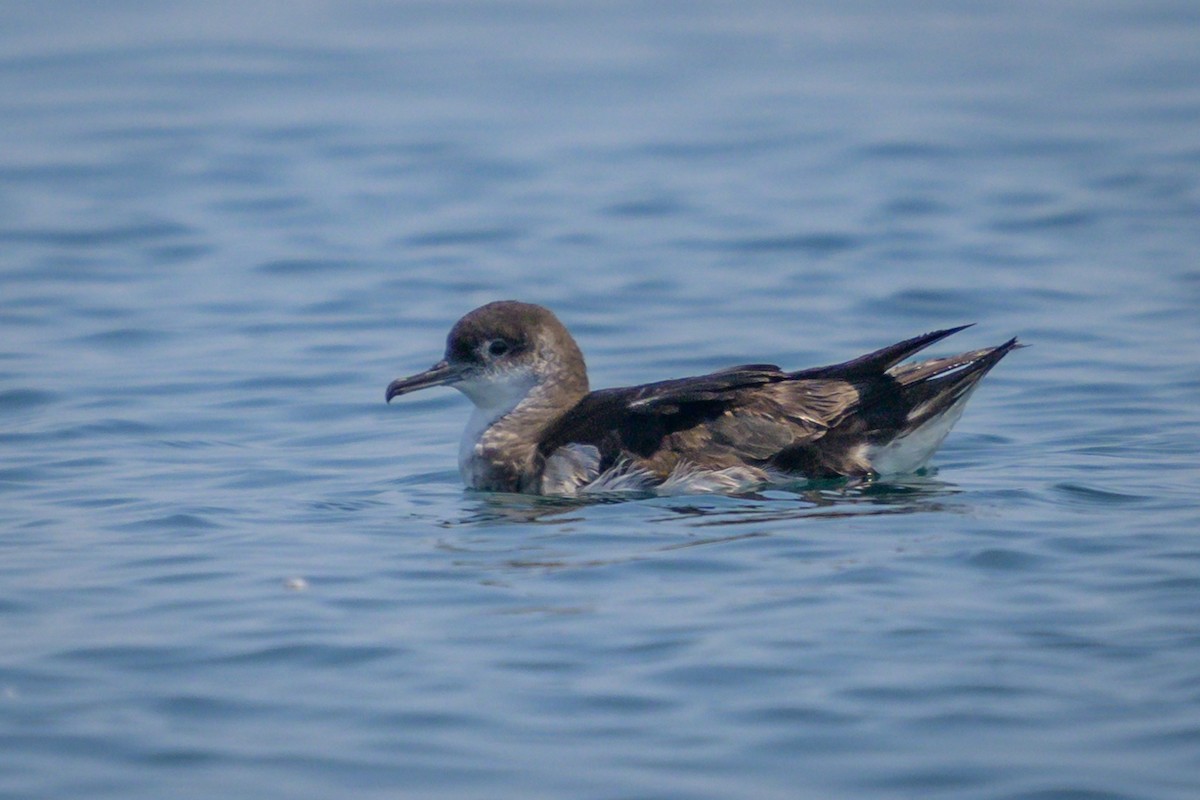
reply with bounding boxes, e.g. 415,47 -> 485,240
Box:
454,370 -> 538,488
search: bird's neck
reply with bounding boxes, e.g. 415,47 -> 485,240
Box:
458,374 -> 587,491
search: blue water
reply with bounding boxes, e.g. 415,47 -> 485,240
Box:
3,2 -> 1200,798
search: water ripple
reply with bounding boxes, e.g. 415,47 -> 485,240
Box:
3,3 -> 1199,800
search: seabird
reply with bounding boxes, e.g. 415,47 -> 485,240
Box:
386,301 -> 1019,496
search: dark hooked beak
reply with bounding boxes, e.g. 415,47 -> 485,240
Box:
385,360 -> 461,403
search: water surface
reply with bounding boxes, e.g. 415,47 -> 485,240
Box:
3,3 -> 1200,799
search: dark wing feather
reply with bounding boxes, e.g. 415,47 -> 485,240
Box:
625,364 -> 785,412
537,366 -> 787,464
536,326 -> 1009,481
790,325 -> 973,380
538,365 -> 829,471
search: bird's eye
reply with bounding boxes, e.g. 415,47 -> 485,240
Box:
487,339 -> 510,357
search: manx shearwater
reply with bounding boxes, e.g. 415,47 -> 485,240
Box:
386,301 -> 1019,496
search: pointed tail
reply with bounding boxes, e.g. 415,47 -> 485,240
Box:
890,337 -> 1022,430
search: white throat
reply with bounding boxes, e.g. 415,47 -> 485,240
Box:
455,370 -> 539,481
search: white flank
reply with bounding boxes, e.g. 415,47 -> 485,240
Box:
580,461 -> 657,495
867,386 -> 978,475
541,448 -> 661,496
541,443 -> 602,495
655,461 -> 766,495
